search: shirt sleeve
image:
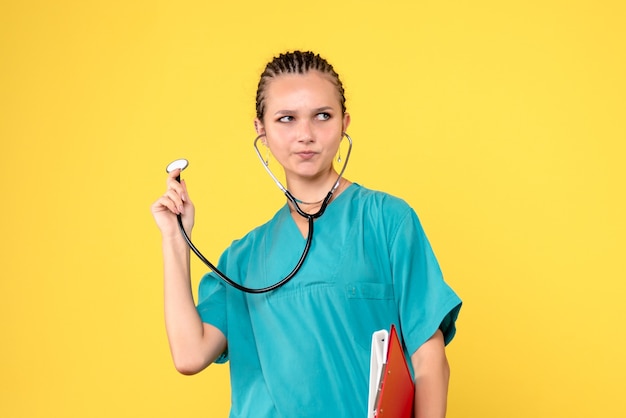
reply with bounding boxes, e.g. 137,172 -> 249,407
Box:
389,206 -> 462,355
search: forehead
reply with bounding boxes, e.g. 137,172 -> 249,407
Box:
263,70 -> 341,109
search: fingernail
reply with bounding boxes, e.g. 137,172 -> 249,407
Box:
179,205 -> 184,214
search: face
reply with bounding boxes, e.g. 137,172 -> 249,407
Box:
255,70 -> 350,183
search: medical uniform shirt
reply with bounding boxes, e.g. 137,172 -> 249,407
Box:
197,184 -> 462,418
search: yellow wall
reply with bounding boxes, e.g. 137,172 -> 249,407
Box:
1,1 -> 624,417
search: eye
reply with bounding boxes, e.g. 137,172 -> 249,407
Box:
316,112 -> 331,121
278,115 -> 294,123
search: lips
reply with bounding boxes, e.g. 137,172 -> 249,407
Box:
295,151 -> 317,160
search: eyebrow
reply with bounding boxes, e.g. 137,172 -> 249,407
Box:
273,106 -> 336,116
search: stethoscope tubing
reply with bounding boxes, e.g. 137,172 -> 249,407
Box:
253,133 -> 353,218
176,202 -> 314,294
173,132 -> 352,294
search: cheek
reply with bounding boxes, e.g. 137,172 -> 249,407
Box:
265,126 -> 294,147
265,136 -> 289,158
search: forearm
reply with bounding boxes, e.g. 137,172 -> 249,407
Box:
411,330 -> 450,418
413,359 -> 449,418
161,234 -> 210,373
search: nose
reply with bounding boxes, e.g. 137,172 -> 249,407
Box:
297,120 -> 314,143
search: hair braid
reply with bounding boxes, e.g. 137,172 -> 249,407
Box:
255,51 -> 346,121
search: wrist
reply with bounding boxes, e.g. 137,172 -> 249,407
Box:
161,230 -> 190,249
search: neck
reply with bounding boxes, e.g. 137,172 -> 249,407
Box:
286,170 -> 340,204
287,176 -> 351,215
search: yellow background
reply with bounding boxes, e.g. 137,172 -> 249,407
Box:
1,0 -> 624,417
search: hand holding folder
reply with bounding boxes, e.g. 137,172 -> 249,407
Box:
368,325 -> 415,418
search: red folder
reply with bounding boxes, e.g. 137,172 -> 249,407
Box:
372,325 -> 415,417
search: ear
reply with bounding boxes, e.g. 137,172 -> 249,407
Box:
254,118 -> 268,145
254,118 -> 266,135
342,112 -> 351,132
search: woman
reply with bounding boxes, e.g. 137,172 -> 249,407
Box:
151,51 -> 462,418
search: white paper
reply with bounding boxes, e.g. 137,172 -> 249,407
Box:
367,329 -> 389,418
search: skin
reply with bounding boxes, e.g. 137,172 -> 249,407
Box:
254,70 -> 351,236
151,70 -> 450,417
411,330 -> 451,418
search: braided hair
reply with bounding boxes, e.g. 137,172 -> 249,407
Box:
255,51 -> 346,121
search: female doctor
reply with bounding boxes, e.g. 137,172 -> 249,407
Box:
151,50 -> 461,418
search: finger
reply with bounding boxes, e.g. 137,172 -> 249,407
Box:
167,167 -> 185,184
163,189 -> 185,214
168,167 -> 181,180
180,179 -> 191,203
152,195 -> 180,215
167,173 -> 190,204
166,170 -> 184,192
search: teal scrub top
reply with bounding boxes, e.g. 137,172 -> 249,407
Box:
197,184 -> 462,418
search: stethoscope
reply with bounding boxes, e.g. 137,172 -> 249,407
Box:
166,132 -> 353,294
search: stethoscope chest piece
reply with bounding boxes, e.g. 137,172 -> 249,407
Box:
166,158 -> 189,174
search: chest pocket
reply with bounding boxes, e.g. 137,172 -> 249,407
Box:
345,282 -> 394,300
